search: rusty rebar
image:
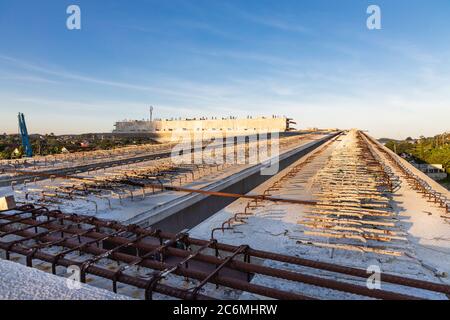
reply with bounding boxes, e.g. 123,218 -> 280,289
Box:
2,206 -> 447,299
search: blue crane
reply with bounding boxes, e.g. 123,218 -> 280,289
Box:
18,112 -> 33,157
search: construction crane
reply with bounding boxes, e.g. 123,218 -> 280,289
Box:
149,105 -> 154,122
17,112 -> 33,157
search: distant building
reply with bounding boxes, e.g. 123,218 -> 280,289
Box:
80,141 -> 90,148
113,116 -> 295,142
412,163 -> 447,180
405,137 -> 418,144
400,153 -> 413,161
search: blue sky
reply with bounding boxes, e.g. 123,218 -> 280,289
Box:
0,0 -> 449,138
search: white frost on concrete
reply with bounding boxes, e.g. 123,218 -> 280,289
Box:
0,259 -> 132,300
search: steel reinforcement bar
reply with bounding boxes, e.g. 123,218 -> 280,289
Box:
1,205 -> 449,300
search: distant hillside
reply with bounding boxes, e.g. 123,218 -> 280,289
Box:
378,138 -> 400,144
0,134 -> 156,160
383,132 -> 450,174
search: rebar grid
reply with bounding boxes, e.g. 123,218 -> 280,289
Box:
1,204 -> 449,300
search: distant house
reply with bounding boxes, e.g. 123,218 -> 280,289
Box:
80,141 -> 90,148
405,137 -> 418,144
400,153 -> 413,161
412,163 -> 447,180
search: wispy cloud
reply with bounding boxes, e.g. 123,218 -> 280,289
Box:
172,19 -> 238,39
0,54 -> 231,103
245,14 -> 311,34
12,96 -> 195,115
358,36 -> 441,65
0,72 -> 60,84
220,2 -> 311,34
188,47 -> 303,67
0,54 -> 160,91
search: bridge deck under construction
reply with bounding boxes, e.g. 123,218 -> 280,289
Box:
1,130 -> 449,300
